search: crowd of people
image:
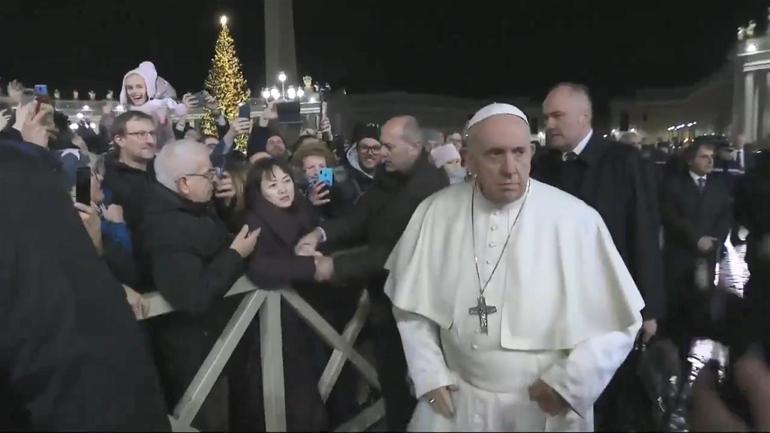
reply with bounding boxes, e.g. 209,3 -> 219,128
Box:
2,62 -> 770,432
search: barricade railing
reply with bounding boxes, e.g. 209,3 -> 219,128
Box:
140,276 -> 384,432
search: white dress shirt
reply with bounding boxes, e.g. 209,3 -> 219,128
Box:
561,129 -> 593,161
689,171 -> 707,188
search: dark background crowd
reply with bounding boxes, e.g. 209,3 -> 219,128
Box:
2,71 -> 770,432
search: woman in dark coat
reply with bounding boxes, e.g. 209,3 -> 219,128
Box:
229,157 -> 328,432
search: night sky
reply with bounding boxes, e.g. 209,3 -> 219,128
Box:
0,0 -> 767,109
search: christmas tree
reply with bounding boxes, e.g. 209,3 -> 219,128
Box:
201,15 -> 251,151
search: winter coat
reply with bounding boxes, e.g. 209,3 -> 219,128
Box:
232,191 -> 329,431
102,155 -> 157,290
140,183 -> 244,414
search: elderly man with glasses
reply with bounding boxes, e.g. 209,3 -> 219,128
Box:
141,139 -> 260,431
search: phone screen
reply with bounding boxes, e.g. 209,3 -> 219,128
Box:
34,84 -> 48,96
75,167 -> 91,205
194,91 -> 207,107
238,103 -> 251,119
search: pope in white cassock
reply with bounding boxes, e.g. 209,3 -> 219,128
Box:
383,103 -> 645,432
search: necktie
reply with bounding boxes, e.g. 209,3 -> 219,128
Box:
563,152 -> 578,162
698,177 -> 706,192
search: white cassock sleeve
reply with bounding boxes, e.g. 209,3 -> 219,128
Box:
393,306 -> 457,399
539,321 -> 641,418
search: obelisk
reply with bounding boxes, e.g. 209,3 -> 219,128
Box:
264,0 -> 298,85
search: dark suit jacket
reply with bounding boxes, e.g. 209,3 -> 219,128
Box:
660,171 -> 732,305
661,172 -> 732,260
532,134 -> 666,320
321,151 -> 449,294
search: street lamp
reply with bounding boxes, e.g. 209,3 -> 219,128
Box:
287,86 -> 296,100
297,88 -> 305,98
270,87 -> 280,100
261,88 -> 271,100
278,71 -> 287,98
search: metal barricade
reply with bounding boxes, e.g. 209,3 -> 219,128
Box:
140,276 -> 384,432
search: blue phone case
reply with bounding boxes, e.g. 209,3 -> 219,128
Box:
318,168 -> 334,187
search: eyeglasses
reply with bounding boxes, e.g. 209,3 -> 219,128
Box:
125,130 -> 156,139
358,144 -> 382,154
179,169 -> 217,182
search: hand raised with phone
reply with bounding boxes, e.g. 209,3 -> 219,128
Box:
309,182 -> 331,206
182,93 -> 200,112
75,202 -> 103,255
214,172 -> 236,206
230,225 -> 261,258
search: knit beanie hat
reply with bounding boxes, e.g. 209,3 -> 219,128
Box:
430,143 -> 462,168
352,122 -> 380,145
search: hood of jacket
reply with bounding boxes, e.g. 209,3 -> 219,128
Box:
120,61 -> 159,107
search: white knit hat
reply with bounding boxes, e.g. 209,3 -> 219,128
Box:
119,61 -> 159,106
430,143 -> 462,168
467,102 -> 529,129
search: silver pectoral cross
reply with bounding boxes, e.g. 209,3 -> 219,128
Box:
468,295 -> 497,335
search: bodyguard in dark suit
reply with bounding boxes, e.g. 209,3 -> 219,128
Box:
533,83 -> 666,431
534,83 -> 665,334
660,141 -> 732,346
294,116 -> 449,431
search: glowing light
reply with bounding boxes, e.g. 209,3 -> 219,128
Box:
278,72 -> 287,83
270,87 -> 280,100
297,88 -> 305,98
114,104 -> 126,113
81,105 -> 91,111
308,96 -> 317,103
287,86 -> 296,100
220,15 -> 228,26
748,42 -> 758,53
89,122 -> 97,130
261,88 -> 270,99
69,122 -> 79,131
76,112 -> 84,120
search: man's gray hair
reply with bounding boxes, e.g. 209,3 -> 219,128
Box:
549,82 -> 594,117
155,139 -> 210,192
402,116 -> 424,147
